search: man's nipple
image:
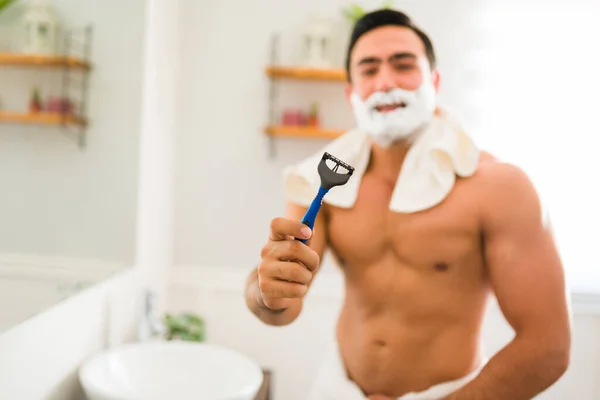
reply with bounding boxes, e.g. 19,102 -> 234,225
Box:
434,262 -> 449,272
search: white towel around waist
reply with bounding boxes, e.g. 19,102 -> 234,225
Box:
306,344 -> 487,400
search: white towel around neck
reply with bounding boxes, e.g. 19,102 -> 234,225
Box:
282,108 -> 481,213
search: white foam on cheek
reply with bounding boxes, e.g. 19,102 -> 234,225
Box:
350,81 -> 437,147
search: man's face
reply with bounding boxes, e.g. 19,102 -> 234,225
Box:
346,26 -> 439,100
345,26 -> 440,147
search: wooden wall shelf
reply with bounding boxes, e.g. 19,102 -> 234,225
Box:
265,66 -> 346,82
0,111 -> 87,127
0,27 -> 93,148
0,52 -> 91,70
263,36 -> 349,154
264,125 -> 344,139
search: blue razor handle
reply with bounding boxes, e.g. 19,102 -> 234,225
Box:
297,186 -> 329,244
296,152 -> 355,244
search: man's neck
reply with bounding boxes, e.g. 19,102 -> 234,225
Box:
364,118 -> 435,182
367,140 -> 411,183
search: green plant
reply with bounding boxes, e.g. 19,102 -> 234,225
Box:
0,0 -> 19,15
164,312 -> 206,342
342,0 -> 395,23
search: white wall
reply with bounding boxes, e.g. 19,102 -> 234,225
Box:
464,0 -> 600,292
0,253 -> 126,332
0,277 -> 70,332
0,0 -> 146,263
168,265 -> 600,400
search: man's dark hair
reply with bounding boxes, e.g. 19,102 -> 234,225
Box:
345,9 -> 436,82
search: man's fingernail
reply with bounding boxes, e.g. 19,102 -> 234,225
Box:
301,226 -> 312,238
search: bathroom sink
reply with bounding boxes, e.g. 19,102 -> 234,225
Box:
79,341 -> 264,400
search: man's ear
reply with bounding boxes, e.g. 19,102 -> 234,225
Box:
432,68 -> 441,92
345,82 -> 353,102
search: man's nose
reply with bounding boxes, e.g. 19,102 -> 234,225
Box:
375,66 -> 395,92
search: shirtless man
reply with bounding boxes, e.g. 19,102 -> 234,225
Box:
245,9 -> 571,400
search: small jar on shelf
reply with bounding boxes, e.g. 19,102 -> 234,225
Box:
281,108 -> 305,126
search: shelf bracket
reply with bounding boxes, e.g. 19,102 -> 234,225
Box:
60,24 -> 93,149
266,32 -> 280,160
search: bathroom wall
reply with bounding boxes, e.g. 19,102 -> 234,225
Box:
0,0 -> 147,262
462,0 -> 600,294
0,254 -> 125,332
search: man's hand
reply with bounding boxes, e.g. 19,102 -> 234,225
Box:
257,217 -> 321,311
246,202 -> 327,326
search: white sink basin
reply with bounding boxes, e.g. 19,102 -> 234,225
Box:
79,341 -> 264,400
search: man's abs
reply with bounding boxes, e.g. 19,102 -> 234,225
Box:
334,260 -> 489,397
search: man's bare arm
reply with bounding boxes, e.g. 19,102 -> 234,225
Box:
245,201 -> 328,326
444,163 -> 571,400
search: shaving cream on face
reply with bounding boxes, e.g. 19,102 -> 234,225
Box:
350,71 -> 437,148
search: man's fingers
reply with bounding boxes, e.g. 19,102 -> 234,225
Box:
269,240 -> 320,272
259,279 -> 308,299
269,217 -> 312,241
268,261 -> 313,285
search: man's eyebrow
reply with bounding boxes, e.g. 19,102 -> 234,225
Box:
357,56 -> 381,66
356,52 -> 417,67
388,52 -> 417,62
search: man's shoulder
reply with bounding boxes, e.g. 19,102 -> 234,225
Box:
474,152 -> 534,192
470,152 -> 544,223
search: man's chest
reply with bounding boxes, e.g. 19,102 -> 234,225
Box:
324,175 -> 484,273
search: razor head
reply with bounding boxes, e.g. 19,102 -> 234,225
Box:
318,152 -> 355,190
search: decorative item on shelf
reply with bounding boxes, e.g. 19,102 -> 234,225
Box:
29,86 -> 42,112
282,103 -> 321,127
307,102 -> 320,127
163,312 -> 206,342
282,108 -> 306,126
46,96 -> 73,114
0,0 -> 19,16
301,14 -> 334,68
20,0 -> 60,55
342,0 -> 395,23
